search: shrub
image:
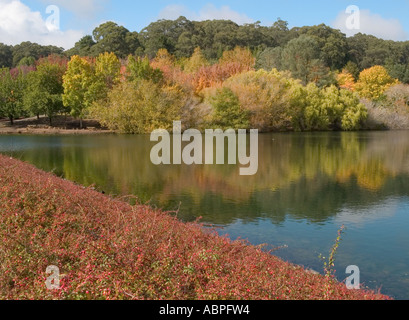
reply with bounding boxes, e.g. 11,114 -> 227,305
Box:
90,79 -> 191,134
223,69 -> 293,131
298,84 -> 367,131
208,87 -> 250,130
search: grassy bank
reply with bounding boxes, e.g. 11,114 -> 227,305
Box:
0,155 -> 390,300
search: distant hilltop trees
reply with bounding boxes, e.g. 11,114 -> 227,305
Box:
0,17 -> 409,84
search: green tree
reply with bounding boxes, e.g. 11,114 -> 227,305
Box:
18,56 -> 36,67
235,21 -> 275,50
24,60 -> 66,124
92,22 -> 141,58
0,43 -> 13,68
385,60 -> 409,84
0,68 -> 27,124
268,19 -> 295,47
302,84 -> 367,131
66,35 -> 96,57
209,87 -> 250,130
11,41 -> 63,67
282,35 -> 330,86
298,24 -> 348,70
256,47 -> 283,71
126,55 -> 163,83
343,61 -> 360,81
139,16 -> 194,58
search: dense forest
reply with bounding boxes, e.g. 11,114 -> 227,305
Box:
1,17 -> 409,132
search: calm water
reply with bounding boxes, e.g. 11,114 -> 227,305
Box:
1,131 -> 409,299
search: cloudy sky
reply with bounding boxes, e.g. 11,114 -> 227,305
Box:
1,0 -> 409,49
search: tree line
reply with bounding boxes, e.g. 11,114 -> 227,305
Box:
1,17 -> 409,83
0,17 -> 408,132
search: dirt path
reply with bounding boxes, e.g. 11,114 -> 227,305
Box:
0,116 -> 114,135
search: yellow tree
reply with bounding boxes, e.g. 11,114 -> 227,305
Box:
62,55 -> 94,128
219,46 -> 255,70
63,53 -> 121,128
151,48 -> 176,73
223,69 -> 292,131
94,52 -> 121,90
183,47 -> 209,74
356,65 -> 399,101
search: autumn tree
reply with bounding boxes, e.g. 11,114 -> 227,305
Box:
183,47 -> 209,74
62,53 -> 122,128
356,65 -> 399,101
150,48 -> 178,82
92,52 -> 121,100
193,47 -> 255,93
337,70 -> 356,91
62,56 -> 95,128
223,69 -> 292,131
219,46 -> 255,70
90,80 -> 190,134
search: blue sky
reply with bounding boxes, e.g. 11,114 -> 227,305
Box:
1,0 -> 409,49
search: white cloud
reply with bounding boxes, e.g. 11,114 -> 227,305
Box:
333,8 -> 408,41
158,3 -> 254,25
0,0 -> 83,49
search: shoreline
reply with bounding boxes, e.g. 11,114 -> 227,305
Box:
0,116 -> 114,136
0,154 -> 391,300
1,117 -> 407,136
0,127 -> 115,135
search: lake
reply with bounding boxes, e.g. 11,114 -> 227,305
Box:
1,131 -> 409,299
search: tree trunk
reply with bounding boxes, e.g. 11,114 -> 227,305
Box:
9,116 -> 13,126
37,114 -> 40,120
79,118 -> 83,129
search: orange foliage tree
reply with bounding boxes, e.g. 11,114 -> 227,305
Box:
193,47 -> 256,93
150,48 -> 194,90
337,70 -> 356,91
